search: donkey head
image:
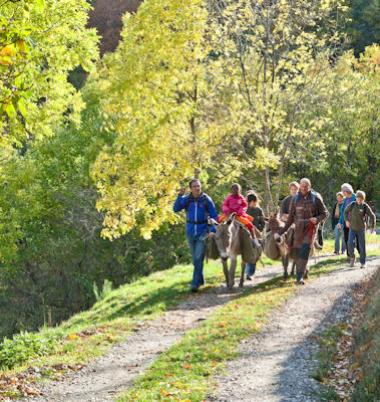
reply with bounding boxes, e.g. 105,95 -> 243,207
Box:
266,211 -> 284,234
214,214 -> 236,261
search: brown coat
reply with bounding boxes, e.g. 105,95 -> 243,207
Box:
280,191 -> 328,248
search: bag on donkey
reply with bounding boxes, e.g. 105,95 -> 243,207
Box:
206,236 -> 220,260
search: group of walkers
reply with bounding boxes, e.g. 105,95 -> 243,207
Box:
332,183 -> 376,268
174,177 -> 376,291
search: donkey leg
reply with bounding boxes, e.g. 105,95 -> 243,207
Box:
222,259 -> 230,288
239,260 -> 245,288
290,261 -> 296,276
228,257 -> 237,289
282,255 -> 289,279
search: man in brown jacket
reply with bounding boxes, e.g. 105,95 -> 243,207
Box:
277,178 -> 328,284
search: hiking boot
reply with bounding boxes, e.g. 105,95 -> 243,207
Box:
360,264 -> 366,269
246,275 -> 252,281
190,287 -> 199,293
296,272 -> 304,284
349,257 -> 355,267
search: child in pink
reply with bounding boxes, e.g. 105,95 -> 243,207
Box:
219,183 -> 254,232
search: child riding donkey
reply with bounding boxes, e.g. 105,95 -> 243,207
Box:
219,183 -> 256,238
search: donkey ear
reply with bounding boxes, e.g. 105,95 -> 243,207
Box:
227,212 -> 236,224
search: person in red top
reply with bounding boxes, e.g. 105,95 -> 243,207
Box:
219,183 -> 254,233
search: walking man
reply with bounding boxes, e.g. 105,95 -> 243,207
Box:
277,178 -> 328,284
173,179 -> 218,292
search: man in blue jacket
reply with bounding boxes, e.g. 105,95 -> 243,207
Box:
174,178 -> 218,292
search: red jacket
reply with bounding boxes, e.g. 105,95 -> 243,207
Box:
222,194 -> 247,216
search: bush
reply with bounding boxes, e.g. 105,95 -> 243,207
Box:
0,331 -> 57,370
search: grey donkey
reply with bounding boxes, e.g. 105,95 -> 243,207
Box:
212,214 -> 262,289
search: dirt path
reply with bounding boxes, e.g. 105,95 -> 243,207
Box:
209,257 -> 380,402
20,261 -> 286,402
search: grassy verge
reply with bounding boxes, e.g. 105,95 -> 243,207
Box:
118,253 -> 380,402
1,236 -> 378,399
0,261 -> 223,377
350,267 -> 380,401
312,323 -> 345,401
310,248 -> 380,402
321,232 -> 378,255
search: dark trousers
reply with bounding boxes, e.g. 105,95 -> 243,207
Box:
348,229 -> 366,265
344,227 -> 360,257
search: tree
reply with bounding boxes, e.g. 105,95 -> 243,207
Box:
92,0 -> 227,239
0,0 -> 98,147
348,0 -> 380,55
207,0 -> 347,209
308,45 -> 380,203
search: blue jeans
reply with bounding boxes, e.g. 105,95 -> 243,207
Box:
245,263 -> 256,277
333,226 -> 346,253
186,233 -> 207,288
348,229 -> 366,265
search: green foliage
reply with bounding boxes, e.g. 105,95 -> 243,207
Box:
303,45 -> 380,205
206,0 -> 348,207
0,0 -> 98,146
91,0 -> 225,239
93,279 -> 113,302
0,83 -> 190,338
348,0 -> 380,55
0,331 -> 57,370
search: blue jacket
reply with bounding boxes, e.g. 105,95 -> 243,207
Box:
339,194 -> 356,227
173,193 -> 218,236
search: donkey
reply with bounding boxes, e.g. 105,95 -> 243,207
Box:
263,213 -> 296,278
213,214 -> 262,289
264,213 -> 318,279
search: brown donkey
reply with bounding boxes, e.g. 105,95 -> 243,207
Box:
263,213 -> 318,278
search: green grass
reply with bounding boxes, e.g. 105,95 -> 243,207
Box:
312,323 -> 345,401
118,254 -> 380,402
1,234 -> 378,397
321,232 -> 379,255
0,260 -> 225,375
350,267 -> 380,401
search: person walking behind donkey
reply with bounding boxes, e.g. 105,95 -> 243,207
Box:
245,191 -> 265,280
344,190 -> 376,269
331,191 -> 346,255
173,178 -> 218,292
280,181 -> 299,222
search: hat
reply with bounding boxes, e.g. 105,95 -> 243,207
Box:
341,183 -> 353,193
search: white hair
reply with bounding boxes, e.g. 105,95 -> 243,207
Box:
300,178 -> 311,187
341,183 -> 354,194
